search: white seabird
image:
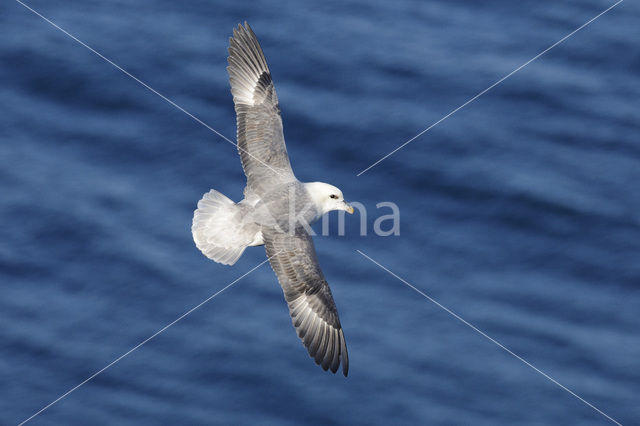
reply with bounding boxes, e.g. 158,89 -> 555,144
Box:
192,22 -> 353,376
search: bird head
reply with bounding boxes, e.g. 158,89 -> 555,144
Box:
306,182 -> 354,216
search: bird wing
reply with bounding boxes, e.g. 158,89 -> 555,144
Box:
263,228 -> 349,376
227,23 -> 296,198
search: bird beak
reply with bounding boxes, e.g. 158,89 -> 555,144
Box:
344,201 -> 354,214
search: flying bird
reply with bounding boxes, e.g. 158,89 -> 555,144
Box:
192,22 -> 352,376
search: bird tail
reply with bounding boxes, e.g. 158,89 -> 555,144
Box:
192,189 -> 254,265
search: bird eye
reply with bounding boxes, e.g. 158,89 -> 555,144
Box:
330,194 -> 338,199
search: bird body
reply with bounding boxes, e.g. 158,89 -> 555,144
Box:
192,23 -> 351,376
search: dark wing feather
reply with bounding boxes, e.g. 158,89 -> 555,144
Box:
227,23 -> 296,197
264,228 -> 349,376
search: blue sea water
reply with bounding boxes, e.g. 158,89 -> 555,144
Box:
1,0 -> 639,424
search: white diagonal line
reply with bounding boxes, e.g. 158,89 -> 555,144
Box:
14,0 -> 285,178
357,250 -> 622,425
356,0 -> 624,176
18,256 -> 272,425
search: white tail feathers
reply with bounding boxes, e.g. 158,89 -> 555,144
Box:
192,190 -> 252,265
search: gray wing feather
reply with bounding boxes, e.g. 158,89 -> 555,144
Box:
264,228 -> 349,376
228,23 -> 296,197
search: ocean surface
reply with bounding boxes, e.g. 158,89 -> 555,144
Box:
1,0 -> 639,424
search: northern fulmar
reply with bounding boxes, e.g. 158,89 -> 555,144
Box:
192,22 -> 352,376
